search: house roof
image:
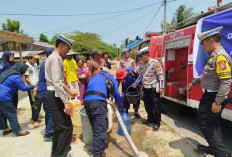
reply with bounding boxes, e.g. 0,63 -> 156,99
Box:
32,41 -> 54,49
123,40 -> 143,50
0,30 -> 34,44
0,51 -> 44,58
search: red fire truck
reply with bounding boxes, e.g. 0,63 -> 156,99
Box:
135,3 -> 232,121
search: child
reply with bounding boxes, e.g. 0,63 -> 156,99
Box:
116,68 -> 141,118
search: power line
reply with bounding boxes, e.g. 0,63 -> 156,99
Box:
0,1 -> 162,17
102,9 -> 155,37
141,4 -> 162,35
31,2 -> 162,37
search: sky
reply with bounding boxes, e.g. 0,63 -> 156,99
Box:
0,0 -> 231,46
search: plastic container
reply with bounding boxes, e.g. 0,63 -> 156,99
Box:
118,108 -> 132,136
79,104 -> 113,145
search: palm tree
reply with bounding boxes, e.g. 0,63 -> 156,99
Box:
161,5 -> 196,32
172,5 -> 195,25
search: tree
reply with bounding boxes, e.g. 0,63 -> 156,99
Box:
172,5 -> 195,24
161,5 -> 195,32
2,19 -> 24,34
67,31 -> 119,59
39,33 -> 49,43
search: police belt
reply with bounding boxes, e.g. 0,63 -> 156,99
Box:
47,86 -> 55,91
202,89 -> 218,93
143,84 -> 156,89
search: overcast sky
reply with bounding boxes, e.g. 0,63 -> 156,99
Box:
0,0 -> 231,46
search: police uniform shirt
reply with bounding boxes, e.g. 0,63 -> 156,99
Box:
119,58 -> 135,70
45,51 -> 69,104
192,46 -> 232,104
138,58 -> 164,86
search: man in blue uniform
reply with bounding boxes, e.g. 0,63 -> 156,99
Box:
84,67 -> 120,157
37,47 -> 54,141
116,68 -> 141,118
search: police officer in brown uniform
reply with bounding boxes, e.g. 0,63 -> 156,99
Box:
132,48 -> 164,131
188,26 -> 231,157
45,34 -> 77,157
119,49 -> 136,70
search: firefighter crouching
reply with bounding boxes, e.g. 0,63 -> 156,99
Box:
187,26 -> 232,157
84,67 -> 120,157
132,48 -> 164,131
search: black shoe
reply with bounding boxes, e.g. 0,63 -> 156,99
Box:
134,112 -> 141,118
197,144 -> 213,155
153,124 -> 160,131
43,134 -> 53,141
3,129 -> 12,136
16,131 -> 30,137
143,119 -> 153,125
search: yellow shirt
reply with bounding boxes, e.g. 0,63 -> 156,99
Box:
64,59 -> 78,82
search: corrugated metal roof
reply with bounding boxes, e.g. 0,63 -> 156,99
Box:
0,51 -> 44,58
123,40 -> 143,50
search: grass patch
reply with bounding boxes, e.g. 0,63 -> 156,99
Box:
116,136 -> 125,144
142,138 -> 167,150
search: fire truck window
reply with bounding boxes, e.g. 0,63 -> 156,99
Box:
139,41 -> 150,50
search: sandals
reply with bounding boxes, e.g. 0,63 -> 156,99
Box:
16,131 -> 30,137
3,129 -> 12,136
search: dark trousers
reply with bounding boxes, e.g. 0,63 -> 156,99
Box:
84,100 -> 108,155
143,87 -> 161,125
28,90 -> 42,121
0,101 -> 21,134
12,91 -> 18,109
46,91 -> 73,157
37,91 -> 54,136
198,92 -> 229,157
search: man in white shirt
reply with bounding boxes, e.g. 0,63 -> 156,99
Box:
24,54 -> 41,128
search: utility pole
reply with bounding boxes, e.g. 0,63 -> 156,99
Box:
164,0 -> 167,33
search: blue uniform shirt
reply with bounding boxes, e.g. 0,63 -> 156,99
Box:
0,75 -> 34,102
0,63 -> 5,74
37,61 -> 47,95
84,72 -> 120,104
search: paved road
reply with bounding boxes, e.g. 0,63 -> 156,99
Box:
161,99 -> 232,153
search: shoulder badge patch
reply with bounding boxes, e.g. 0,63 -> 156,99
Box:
58,57 -> 62,64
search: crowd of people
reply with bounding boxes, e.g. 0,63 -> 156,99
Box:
0,25 -> 231,157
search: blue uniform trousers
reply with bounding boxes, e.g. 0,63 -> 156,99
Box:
37,91 -> 54,136
84,100 -> 108,155
0,101 -> 21,134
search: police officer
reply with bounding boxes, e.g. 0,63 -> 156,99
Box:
84,67 -> 120,157
119,48 -> 136,70
132,48 -> 164,131
187,26 -> 231,157
45,34 -> 77,157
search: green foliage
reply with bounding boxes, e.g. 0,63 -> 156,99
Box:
48,35 -> 57,45
161,5 -> 195,32
39,33 -> 49,43
2,19 -> 24,34
67,31 -> 119,59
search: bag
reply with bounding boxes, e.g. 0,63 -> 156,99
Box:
101,72 -> 114,98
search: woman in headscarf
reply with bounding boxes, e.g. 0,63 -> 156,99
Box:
0,52 -> 19,109
0,62 -> 37,136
